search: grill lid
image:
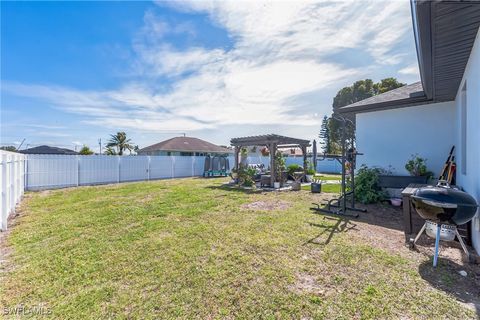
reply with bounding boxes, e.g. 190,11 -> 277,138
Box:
413,184 -> 477,208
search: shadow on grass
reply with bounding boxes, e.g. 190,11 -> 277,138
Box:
418,259 -> 480,317
205,184 -> 264,194
304,215 -> 358,246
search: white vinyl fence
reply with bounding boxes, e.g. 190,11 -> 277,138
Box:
0,151 -> 25,231
25,154 -> 234,191
0,152 -> 341,230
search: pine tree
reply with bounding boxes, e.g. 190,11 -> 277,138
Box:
319,115 -> 332,154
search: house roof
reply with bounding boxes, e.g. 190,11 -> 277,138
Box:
138,137 -> 232,154
339,82 -> 432,114
413,0 -> 480,101
230,134 -> 310,147
19,145 -> 78,155
339,0 -> 480,114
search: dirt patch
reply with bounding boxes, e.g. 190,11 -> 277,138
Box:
328,201 -> 480,312
241,200 -> 291,211
289,273 -> 327,296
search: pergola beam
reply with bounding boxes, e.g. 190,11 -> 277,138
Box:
230,134 -> 311,188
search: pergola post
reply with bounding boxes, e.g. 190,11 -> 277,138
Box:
234,146 -> 240,181
301,145 -> 308,178
270,143 -> 276,187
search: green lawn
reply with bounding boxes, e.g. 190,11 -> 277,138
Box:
302,183 -> 341,193
314,174 -> 341,181
1,178 -> 475,319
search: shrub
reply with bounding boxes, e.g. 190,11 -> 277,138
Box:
274,152 -> 286,183
405,154 -> 432,177
355,165 -> 387,204
306,161 -> 316,175
287,164 -> 302,176
236,165 -> 256,187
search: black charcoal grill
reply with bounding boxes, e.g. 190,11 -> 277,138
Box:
410,181 -> 478,266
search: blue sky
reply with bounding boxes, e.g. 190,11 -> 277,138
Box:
1,0 -> 419,152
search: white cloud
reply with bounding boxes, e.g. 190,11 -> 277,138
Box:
399,63 -> 419,75
3,0 -> 415,138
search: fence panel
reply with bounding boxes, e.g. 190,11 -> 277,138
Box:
120,156 -> 149,182
1,151 -> 25,231
26,154 -> 77,190
316,159 -> 341,173
79,155 -> 118,185
174,157 -> 194,178
149,156 -> 173,180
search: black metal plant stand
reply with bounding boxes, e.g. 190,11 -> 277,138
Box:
310,115 -> 367,218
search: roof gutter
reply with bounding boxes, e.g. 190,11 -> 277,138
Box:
338,95 -> 432,114
411,0 -> 434,100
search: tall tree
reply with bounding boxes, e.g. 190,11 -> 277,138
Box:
318,115 -> 332,154
79,145 -> 94,155
326,78 -> 406,154
373,77 -> 405,95
106,132 -> 134,156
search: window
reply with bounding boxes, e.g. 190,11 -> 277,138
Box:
461,83 -> 467,175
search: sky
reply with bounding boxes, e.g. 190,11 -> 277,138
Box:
1,0 -> 420,152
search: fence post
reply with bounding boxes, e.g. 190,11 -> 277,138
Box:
192,156 -> 195,176
171,155 -> 175,178
118,156 -> 121,183
76,155 -> 80,187
6,155 -> 12,224
147,156 -> 151,181
24,154 -> 28,191
1,154 -> 7,230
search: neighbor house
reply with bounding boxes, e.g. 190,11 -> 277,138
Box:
19,145 -> 78,155
339,0 -> 480,254
137,136 -> 232,156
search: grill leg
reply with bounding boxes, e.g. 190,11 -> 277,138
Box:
413,222 -> 427,245
455,229 -> 470,260
433,224 -> 441,267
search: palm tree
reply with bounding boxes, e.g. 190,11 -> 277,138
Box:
106,132 -> 134,156
104,147 -> 117,155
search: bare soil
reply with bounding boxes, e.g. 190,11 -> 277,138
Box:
241,200 -> 291,211
335,201 -> 480,313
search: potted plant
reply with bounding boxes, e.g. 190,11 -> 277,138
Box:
405,154 -> 432,180
287,164 -> 302,180
377,155 -> 432,189
237,165 -> 256,188
305,161 -> 316,182
260,146 -> 270,157
274,151 -> 286,188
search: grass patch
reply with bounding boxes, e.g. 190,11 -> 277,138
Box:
301,183 -> 341,193
314,174 -> 341,181
1,178 -> 475,319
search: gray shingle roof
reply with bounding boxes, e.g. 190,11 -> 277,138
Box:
138,137 -> 232,154
338,82 -> 432,114
19,145 -> 78,155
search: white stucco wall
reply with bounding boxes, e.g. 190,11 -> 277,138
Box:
455,29 -> 480,255
356,101 -> 456,175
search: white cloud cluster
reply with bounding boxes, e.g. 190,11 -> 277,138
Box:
3,0 -> 415,136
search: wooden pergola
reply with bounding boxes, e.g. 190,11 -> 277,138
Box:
230,134 -> 311,187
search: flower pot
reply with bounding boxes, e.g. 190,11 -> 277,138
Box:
291,181 -> 301,191
390,198 -> 402,206
311,182 -> 322,193
274,182 -> 281,189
